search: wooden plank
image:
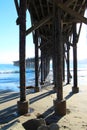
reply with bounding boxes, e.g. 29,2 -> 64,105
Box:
26,15 -> 52,35
54,0 -> 87,24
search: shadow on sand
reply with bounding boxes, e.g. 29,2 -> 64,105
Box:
0,105 -> 18,124
0,87 -> 74,129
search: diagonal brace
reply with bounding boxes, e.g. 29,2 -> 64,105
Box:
54,0 -> 87,24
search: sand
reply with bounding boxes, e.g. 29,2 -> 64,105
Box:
0,84 -> 87,130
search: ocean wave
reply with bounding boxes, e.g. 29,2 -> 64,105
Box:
0,70 -> 19,74
0,77 -> 19,83
0,69 -> 35,74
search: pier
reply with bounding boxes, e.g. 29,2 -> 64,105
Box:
14,0 -> 87,115
13,58 -> 37,68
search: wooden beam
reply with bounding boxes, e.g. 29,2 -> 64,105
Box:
64,0 -> 78,18
63,19 -> 81,24
47,0 -> 50,15
64,0 -> 76,7
77,23 -> 82,42
14,0 -> 20,16
26,15 -> 52,35
39,39 -> 52,49
78,0 -> 86,13
54,0 -> 87,24
32,0 -> 40,20
39,0 -> 45,17
40,35 -> 48,41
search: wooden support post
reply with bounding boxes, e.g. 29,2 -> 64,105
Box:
46,58 -> 48,78
45,57 -> 47,79
52,58 -> 55,85
47,57 -> 50,76
72,24 -> 79,93
67,41 -> 70,84
52,47 -> 55,84
53,5 -> 66,116
44,57 -> 46,81
52,2 -> 57,89
42,54 -> 45,82
45,57 -> 50,82
34,31 -> 40,92
14,0 -> 20,16
42,48 -> 46,82
17,0 -> 28,115
63,43 -> 65,82
41,48 -> 44,85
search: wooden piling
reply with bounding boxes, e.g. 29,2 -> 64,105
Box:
18,0 -> 28,115
67,40 -> 70,84
41,45 -> 44,85
72,24 -> 79,93
63,43 -> 65,82
19,0 -> 26,102
53,5 -> 66,116
35,31 -> 40,92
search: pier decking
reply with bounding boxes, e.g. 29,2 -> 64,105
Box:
14,0 -> 87,115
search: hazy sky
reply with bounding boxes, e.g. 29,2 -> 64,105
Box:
0,1 -> 87,64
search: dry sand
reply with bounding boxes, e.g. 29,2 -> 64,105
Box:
0,84 -> 87,130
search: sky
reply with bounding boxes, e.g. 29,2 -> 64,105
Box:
0,1 -> 87,64
70,10 -> 87,61
0,0 -> 34,64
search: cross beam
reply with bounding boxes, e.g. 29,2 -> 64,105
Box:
26,15 -> 52,35
54,0 -> 87,24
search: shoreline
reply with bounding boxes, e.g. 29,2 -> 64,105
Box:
0,63 -> 87,93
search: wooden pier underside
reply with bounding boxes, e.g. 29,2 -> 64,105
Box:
14,0 -> 87,115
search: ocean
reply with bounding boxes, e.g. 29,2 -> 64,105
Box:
0,64 -> 35,92
0,63 -> 87,92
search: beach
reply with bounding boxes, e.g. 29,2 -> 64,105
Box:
0,83 -> 87,130
0,0 -> 87,129
0,64 -> 87,129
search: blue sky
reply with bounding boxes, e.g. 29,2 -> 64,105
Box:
0,1 -> 87,64
0,0 -> 34,64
